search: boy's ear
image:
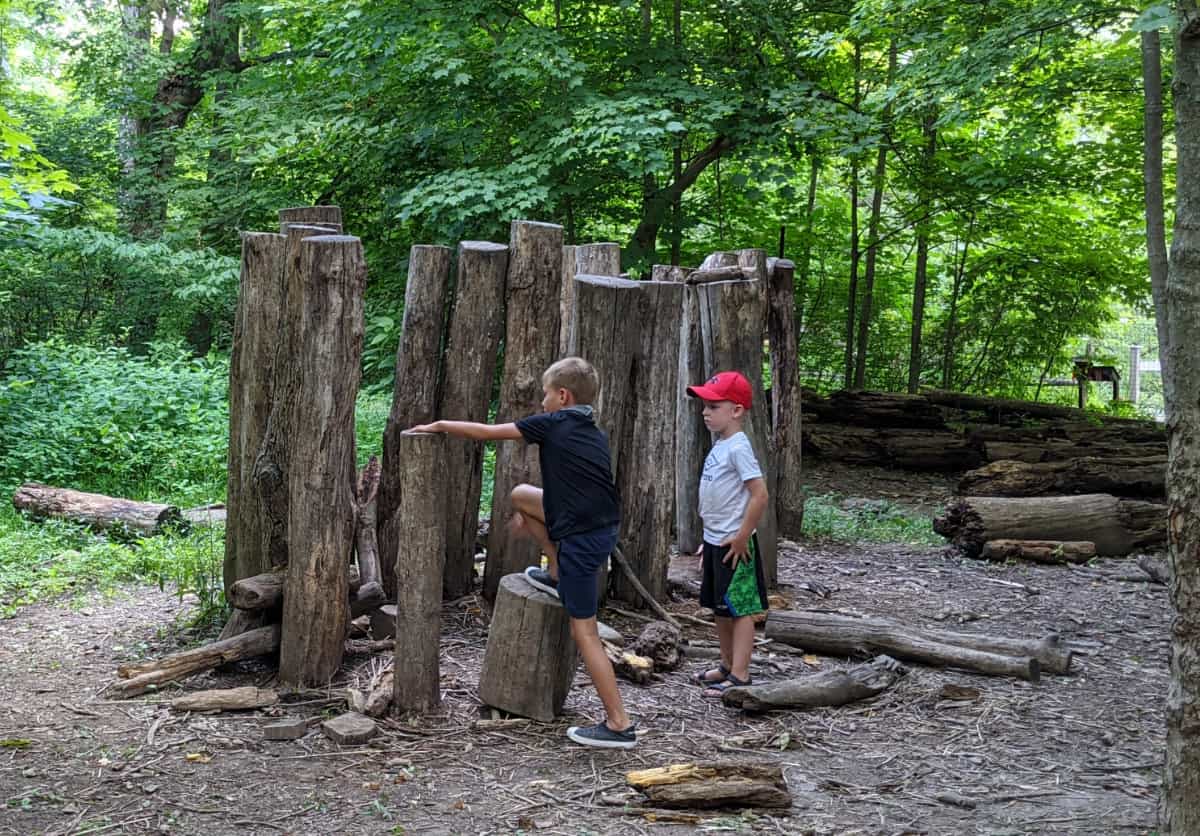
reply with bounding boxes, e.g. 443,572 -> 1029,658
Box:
732,403 -> 745,418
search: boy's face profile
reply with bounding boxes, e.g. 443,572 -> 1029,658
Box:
541,383 -> 573,413
701,398 -> 743,436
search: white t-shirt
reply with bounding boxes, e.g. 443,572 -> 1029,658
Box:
698,431 -> 764,544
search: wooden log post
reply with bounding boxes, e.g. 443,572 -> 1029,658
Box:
277,234 -> 365,687
933,493 -> 1167,557
353,457 -> 385,609
278,205 -> 342,234
485,221 -> 564,602
696,269 -> 778,586
958,457 -> 1166,499
479,573 -> 578,721
615,280 -> 684,606
765,610 -> 1041,681
378,245 -> 453,598
439,241 -> 508,599
560,242 -> 621,355
253,223 -> 343,571
676,283 -> 710,555
393,432 -> 446,713
12,484 -> 184,537
722,654 -> 908,712
225,231 -> 286,591
767,258 -> 805,538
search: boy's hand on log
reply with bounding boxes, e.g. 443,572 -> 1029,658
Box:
721,535 -> 751,566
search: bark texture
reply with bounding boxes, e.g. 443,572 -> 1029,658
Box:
722,654 -> 907,712
767,258 -> 804,538
560,242 -> 621,355
676,283 -> 710,555
959,457 -> 1165,499
625,762 -> 791,809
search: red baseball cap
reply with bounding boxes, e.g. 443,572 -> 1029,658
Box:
687,371 -> 752,410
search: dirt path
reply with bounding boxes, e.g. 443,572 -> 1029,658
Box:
0,511 -> 1167,834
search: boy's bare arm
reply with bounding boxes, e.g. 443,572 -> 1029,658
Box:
721,477 -> 769,565
406,420 -> 523,441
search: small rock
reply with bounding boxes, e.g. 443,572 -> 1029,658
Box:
322,712 -> 378,745
263,717 -> 308,741
936,791 -> 977,809
596,621 -> 623,645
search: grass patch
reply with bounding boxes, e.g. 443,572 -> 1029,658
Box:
802,492 -> 943,547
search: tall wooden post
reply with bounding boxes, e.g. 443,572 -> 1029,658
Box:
278,234 -> 365,686
439,241 -> 509,599
696,272 -> 779,587
676,283 -> 710,555
767,258 -> 805,538
253,223 -> 343,572
224,232 -> 285,592
560,242 -> 620,355
393,432 -> 446,713
614,281 -> 684,605
485,221 -> 564,602
378,245 -> 453,598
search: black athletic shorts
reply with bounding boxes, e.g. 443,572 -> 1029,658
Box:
700,534 -> 768,618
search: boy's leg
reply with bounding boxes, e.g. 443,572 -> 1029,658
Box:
570,616 -> 631,731
510,484 -> 557,567
728,615 -> 755,682
714,615 -> 734,673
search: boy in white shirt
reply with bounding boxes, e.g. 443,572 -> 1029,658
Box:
685,371 -> 770,696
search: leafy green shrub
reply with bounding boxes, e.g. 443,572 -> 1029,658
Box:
0,339 -> 228,503
802,493 -> 943,547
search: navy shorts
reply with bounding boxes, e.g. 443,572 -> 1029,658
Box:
556,525 -> 618,619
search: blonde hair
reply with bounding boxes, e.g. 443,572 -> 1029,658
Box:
543,356 -> 599,405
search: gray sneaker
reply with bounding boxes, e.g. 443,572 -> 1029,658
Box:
524,566 -> 560,598
566,721 -> 637,749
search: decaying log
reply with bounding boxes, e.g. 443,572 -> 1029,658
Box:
112,625 -> 281,698
765,610 -> 1040,681
1137,554 -> 1169,585
393,432 -> 446,713
217,608 -> 268,641
980,539 -> 1097,566
605,640 -> 654,685
352,457 -> 385,615
378,245 -> 452,599
13,483 -> 185,537
923,389 -> 1161,428
934,493 -> 1166,557
959,457 -> 1165,499
485,221 -> 564,601
802,389 -> 946,429
228,572 -> 285,611
439,241 -> 508,599
626,762 -> 791,810
627,621 -> 683,671
803,425 -> 984,471
721,655 -> 908,712
479,573 -> 577,722
366,671 -> 394,717
915,623 -> 1072,674
979,440 -> 1165,465
170,686 -> 279,713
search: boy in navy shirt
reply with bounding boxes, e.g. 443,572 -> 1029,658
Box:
409,357 -> 635,748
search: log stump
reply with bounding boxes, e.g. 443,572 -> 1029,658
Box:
439,241 -> 508,599
485,221 -> 565,602
379,245 -> 453,598
478,573 -> 577,722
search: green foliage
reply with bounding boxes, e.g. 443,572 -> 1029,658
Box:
0,340 -> 229,502
0,503 -> 225,622
355,390 -> 391,466
802,493 -> 943,547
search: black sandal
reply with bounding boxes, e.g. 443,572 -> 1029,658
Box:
702,672 -> 751,698
692,663 -> 730,686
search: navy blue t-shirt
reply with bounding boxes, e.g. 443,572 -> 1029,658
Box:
515,408 -> 621,541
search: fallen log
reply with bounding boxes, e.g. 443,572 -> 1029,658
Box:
979,439 -> 1165,464
922,389 -> 1161,427
803,425 -> 983,471
626,762 -> 791,810
112,625 -> 281,698
980,539 -> 1097,566
170,686 -> 278,713
721,654 -> 907,712
764,610 -> 1040,681
13,483 -> 185,537
934,493 -> 1166,557
627,621 -> 683,672
217,608 -> 268,641
917,624 -> 1073,674
1137,554 -> 1169,585
605,640 -> 654,685
802,389 -> 947,429
227,567 -> 369,612
960,457 -> 1165,498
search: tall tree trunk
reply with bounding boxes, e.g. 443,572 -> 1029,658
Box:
117,0 -> 151,238
1144,30 -> 1170,372
908,109 -> 937,394
941,215 -> 973,389
844,43 -> 862,390
853,41 -> 897,391
798,145 -> 819,336
1161,9 -> 1200,830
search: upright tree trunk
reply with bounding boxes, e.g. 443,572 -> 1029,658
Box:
908,110 -> 937,394
942,216 -> 973,389
767,259 -> 804,538
117,0 -> 152,238
853,41 -> 897,391
1144,30 -> 1170,371
1161,8 -> 1200,830
844,43 -> 862,389
798,146 -> 820,336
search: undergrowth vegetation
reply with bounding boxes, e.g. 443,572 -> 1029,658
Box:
802,493 -> 943,547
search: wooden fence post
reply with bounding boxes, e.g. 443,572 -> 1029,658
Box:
767,258 -> 804,538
